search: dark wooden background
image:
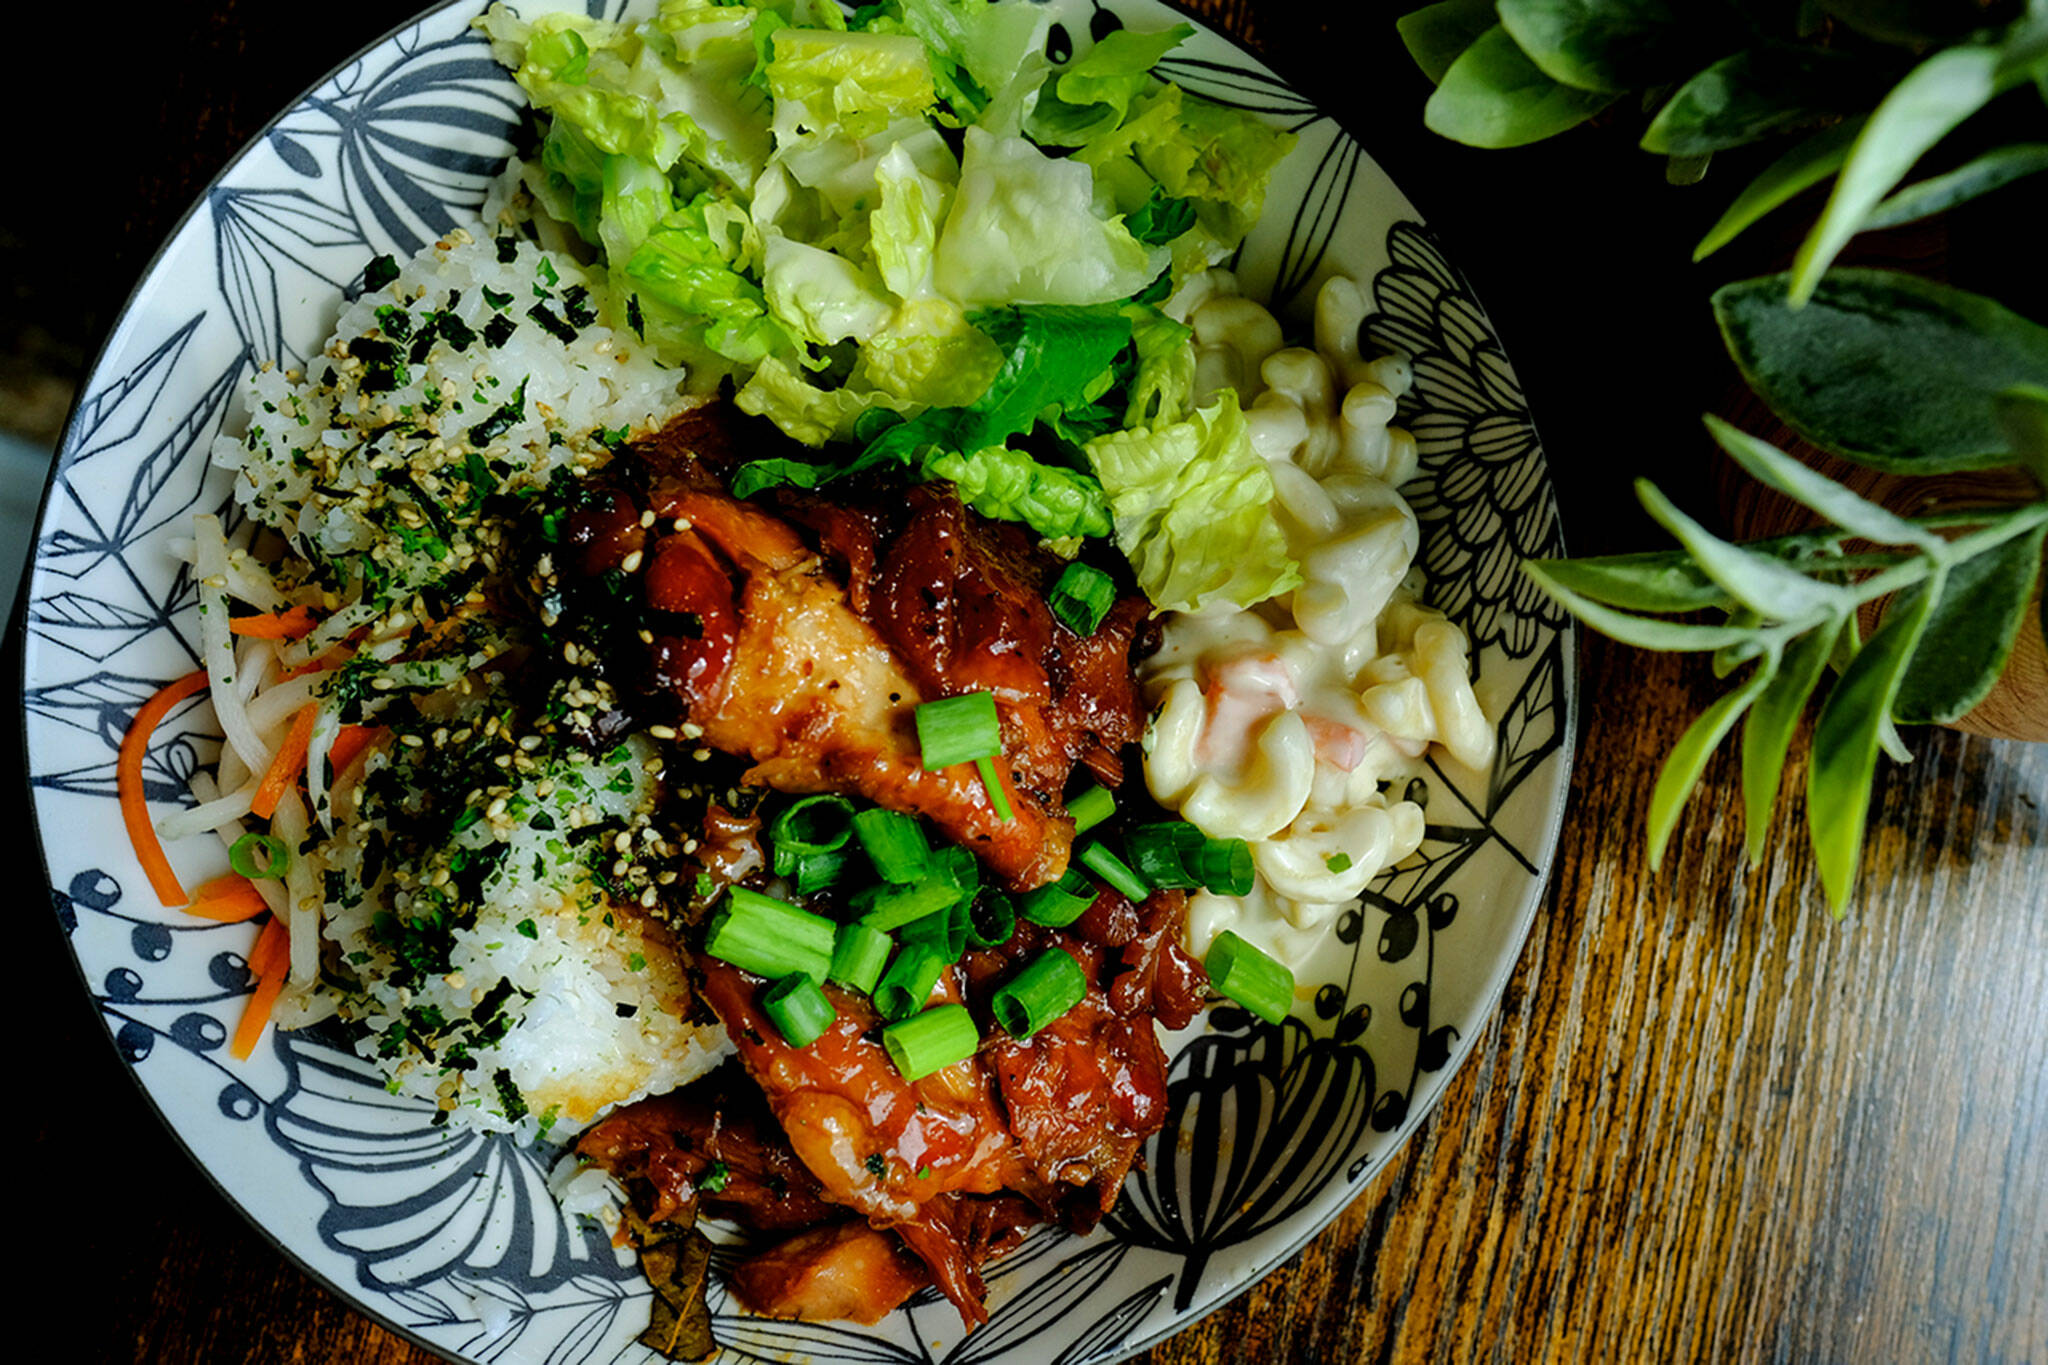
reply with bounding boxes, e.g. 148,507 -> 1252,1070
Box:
12,3 -> 2044,1362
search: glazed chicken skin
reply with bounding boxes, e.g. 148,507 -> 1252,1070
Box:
559,405 -> 1204,1333
579,885 -> 1205,1329
560,406 -> 1150,891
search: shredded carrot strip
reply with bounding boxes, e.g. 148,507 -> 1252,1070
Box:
251,704 -> 318,820
248,913 -> 292,978
229,605 -> 320,640
118,669 -> 211,907
184,873 -> 269,923
326,725 -> 383,779
232,917 -> 292,1059
231,970 -> 286,1060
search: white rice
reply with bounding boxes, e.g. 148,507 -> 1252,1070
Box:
211,197 -> 684,556
206,191 -> 729,1142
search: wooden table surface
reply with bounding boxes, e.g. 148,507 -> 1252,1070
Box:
14,3 -> 2045,1363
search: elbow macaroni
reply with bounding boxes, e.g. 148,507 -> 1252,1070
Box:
1140,274 -> 1494,975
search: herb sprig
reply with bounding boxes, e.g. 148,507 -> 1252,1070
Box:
1400,0 -> 2048,910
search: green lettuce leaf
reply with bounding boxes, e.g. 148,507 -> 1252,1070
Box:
621,190 -> 792,371
924,445 -> 1112,538
933,127 -> 1165,308
1026,22 -> 1193,146
1084,389 -> 1301,612
766,26 -> 937,140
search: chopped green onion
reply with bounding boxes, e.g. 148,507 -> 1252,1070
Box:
852,807 -> 929,883
762,973 -> 836,1048
1066,783 -> 1114,834
1193,837 -> 1256,896
991,948 -> 1087,1039
873,943 -> 948,1021
1205,930 -> 1294,1024
704,886 -> 836,982
1017,865 -> 1097,927
229,832 -> 289,880
881,1003 -> 979,1080
770,793 -> 857,855
897,898 -> 970,961
788,845 -> 855,895
975,756 -> 1015,822
966,892 -> 1017,949
828,923 -> 893,995
929,845 -> 981,895
1124,822 -> 1204,890
1079,841 -> 1150,902
1048,562 -> 1116,635
915,692 -> 1001,770
854,879 -> 964,933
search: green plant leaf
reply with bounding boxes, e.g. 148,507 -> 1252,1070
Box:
1789,43 -> 2012,302
1993,384 -> 2048,485
1524,551 -> 1730,612
1496,0 -> 1702,93
1700,414 -> 1947,552
1523,561 -> 1765,649
1636,479 -> 1846,618
1819,0 -> 1992,45
1714,270 -> 2048,473
1806,578 -> 1938,913
1862,142 -> 2048,230
1647,659 -> 1776,871
1891,518 -> 2048,723
1641,44 -> 1882,156
1666,152 -> 1713,183
1741,613 -> 1845,864
1399,0 -> 1501,85
1425,25 -> 1621,148
1694,117 -> 1865,261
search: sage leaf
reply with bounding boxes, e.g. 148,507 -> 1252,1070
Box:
1999,11 -> 2048,87
1425,25 -> 1621,148
1741,614 -> 1844,864
1700,414 -> 1945,552
1398,0 -> 1500,85
1524,551 -> 1730,613
1641,44 -> 1882,156
1647,660 -> 1776,871
1694,117 -> 1865,261
1789,43 -> 2011,301
1819,0 -> 1991,45
1523,562 -> 1763,650
1892,518 -> 2048,723
1714,270 -> 2048,474
1636,478 -> 1845,618
1712,610 -> 1766,677
1806,580 -> 1938,912
1863,143 -> 2048,230
1992,384 -> 2048,485
1496,0 -> 1702,93
1666,152 -> 1713,184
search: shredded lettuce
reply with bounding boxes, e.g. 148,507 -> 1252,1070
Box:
1084,390 -> 1302,613
474,0 -> 1301,610
933,127 -> 1163,308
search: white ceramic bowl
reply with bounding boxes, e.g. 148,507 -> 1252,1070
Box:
22,3 -> 1573,1360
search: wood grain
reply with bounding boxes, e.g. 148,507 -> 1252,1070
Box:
14,2 -> 2045,1362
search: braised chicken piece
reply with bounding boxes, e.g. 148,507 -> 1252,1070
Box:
682,888 -> 1201,1328
575,1064 -> 839,1232
727,1220 -> 933,1325
697,957 -> 1031,1323
558,406 -> 1152,891
554,405 -> 1206,1339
